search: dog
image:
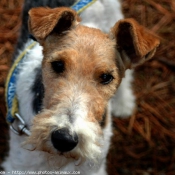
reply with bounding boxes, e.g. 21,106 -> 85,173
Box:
2,0 -> 160,174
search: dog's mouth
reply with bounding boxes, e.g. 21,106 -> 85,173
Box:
23,107 -> 104,167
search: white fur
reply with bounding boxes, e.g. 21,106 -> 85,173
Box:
2,0 -> 135,174
81,0 -> 124,32
111,69 -> 136,117
16,42 -> 43,125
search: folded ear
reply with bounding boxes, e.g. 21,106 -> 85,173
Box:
110,18 -> 160,69
28,7 -> 81,42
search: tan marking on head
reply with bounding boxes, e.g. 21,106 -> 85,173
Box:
40,25 -> 121,125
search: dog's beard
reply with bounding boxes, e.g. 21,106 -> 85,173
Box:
23,110 -> 103,169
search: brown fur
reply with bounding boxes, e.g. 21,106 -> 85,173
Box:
28,7 -> 81,42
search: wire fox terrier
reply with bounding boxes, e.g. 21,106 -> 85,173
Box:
3,0 -> 159,174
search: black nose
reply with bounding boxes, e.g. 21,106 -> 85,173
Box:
51,128 -> 78,152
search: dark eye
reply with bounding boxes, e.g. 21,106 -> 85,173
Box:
100,73 -> 114,85
51,60 -> 65,74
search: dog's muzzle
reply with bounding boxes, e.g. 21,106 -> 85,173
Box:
51,128 -> 78,152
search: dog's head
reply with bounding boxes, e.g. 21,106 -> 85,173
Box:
25,7 -> 159,167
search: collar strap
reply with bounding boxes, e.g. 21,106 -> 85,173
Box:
5,41 -> 37,124
71,0 -> 97,14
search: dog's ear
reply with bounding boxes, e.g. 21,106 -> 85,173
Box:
110,18 -> 160,69
28,7 -> 81,42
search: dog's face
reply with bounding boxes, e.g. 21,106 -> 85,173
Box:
25,7 -> 159,166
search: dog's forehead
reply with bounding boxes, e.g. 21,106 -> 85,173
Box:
44,25 -> 117,62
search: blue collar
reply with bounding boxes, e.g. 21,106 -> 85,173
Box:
72,0 -> 97,14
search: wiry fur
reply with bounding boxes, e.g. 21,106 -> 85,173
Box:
23,24 -> 121,172
2,1 -> 159,175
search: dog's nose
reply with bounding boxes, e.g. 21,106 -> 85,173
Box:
51,128 -> 78,152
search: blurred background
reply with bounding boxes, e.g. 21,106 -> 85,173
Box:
0,0 -> 175,174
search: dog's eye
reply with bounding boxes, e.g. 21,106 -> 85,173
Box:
51,60 -> 65,74
100,73 -> 114,85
